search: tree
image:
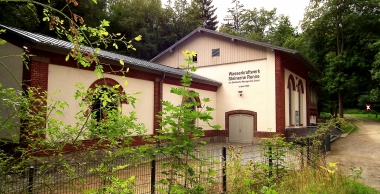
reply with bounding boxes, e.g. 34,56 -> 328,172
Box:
221,0 -> 245,33
266,15 -> 296,47
155,50 -> 220,193
221,6 -> 296,48
190,0 -> 218,30
0,2 -> 39,31
240,7 -> 277,42
302,0 -> 380,116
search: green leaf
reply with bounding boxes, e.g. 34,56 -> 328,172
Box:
101,19 -> 110,27
0,39 -> 6,45
113,43 -> 118,50
134,35 -> 142,41
65,54 -> 70,61
119,59 -> 124,66
92,0 -> 97,4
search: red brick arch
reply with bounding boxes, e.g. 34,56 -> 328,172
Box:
287,74 -> 296,91
189,90 -> 202,108
297,79 -> 304,94
225,110 -> 257,140
88,78 -> 127,104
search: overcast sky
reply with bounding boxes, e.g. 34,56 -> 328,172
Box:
215,0 -> 311,29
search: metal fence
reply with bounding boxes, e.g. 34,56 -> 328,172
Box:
1,144 -> 305,194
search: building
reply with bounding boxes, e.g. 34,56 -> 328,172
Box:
0,25 -> 320,149
0,25 -> 221,152
151,28 -> 321,143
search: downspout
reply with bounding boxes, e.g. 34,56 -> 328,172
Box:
157,72 -> 165,146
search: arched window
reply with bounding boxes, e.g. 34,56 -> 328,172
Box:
288,75 -> 296,125
182,91 -> 201,127
86,78 -> 127,134
288,81 -> 292,125
297,80 -> 304,125
91,86 -> 120,122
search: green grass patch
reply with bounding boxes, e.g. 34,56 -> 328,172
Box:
340,122 -> 354,134
320,112 -> 332,118
276,165 -> 380,194
346,113 -> 380,122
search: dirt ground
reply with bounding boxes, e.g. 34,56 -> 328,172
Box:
326,116 -> 380,191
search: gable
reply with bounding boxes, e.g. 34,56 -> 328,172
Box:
153,32 -> 268,68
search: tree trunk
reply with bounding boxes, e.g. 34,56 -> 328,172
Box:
338,90 -> 343,118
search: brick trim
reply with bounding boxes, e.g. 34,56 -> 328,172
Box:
287,74 -> 296,91
225,110 -> 257,141
275,51 -> 285,135
297,79 -> 304,94
27,60 -> 49,140
87,78 -> 127,104
29,48 -> 218,92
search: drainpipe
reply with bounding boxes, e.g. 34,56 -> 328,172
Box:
157,72 -> 165,145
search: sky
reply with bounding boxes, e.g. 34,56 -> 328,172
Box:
215,0 -> 311,29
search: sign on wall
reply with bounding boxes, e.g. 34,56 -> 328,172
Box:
228,69 -> 261,88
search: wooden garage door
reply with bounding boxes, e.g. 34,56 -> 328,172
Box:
229,114 -> 254,143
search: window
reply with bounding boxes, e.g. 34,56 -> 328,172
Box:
212,48 -> 220,57
297,80 -> 304,125
192,54 -> 198,63
288,80 -> 293,125
91,86 -> 120,122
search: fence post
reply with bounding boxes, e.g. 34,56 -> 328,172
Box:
325,131 -> 331,151
28,166 -> 34,194
222,146 -> 227,194
268,146 -> 273,177
307,138 -> 311,165
151,156 -> 156,194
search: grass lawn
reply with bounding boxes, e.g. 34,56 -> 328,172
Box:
346,113 -> 380,122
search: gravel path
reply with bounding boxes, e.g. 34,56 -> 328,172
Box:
326,115 -> 380,191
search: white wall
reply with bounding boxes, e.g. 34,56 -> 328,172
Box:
162,83 -> 217,130
47,64 -> 154,139
194,49 -> 277,132
0,42 -> 24,142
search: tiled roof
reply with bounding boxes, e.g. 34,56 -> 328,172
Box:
0,24 -> 222,86
151,27 -> 322,75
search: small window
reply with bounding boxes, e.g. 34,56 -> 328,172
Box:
91,86 -> 120,123
212,48 -> 220,57
192,54 -> 198,63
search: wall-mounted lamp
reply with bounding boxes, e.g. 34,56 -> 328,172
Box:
238,91 -> 243,96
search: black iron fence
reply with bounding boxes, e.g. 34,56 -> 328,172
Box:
1,144 -> 311,194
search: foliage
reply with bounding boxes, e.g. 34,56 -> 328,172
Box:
0,0 -> 149,193
225,137 -> 294,194
221,0 -> 245,34
276,164 -> 379,194
220,4 -> 296,48
301,0 -> 380,115
0,1 -> 39,31
260,135 -> 293,180
189,0 -> 218,30
225,146 -> 258,193
154,50 -> 221,193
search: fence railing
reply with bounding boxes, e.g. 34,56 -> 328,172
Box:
1,143 -> 319,194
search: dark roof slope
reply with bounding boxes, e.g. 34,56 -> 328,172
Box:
151,27 -> 321,75
0,25 -> 221,86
